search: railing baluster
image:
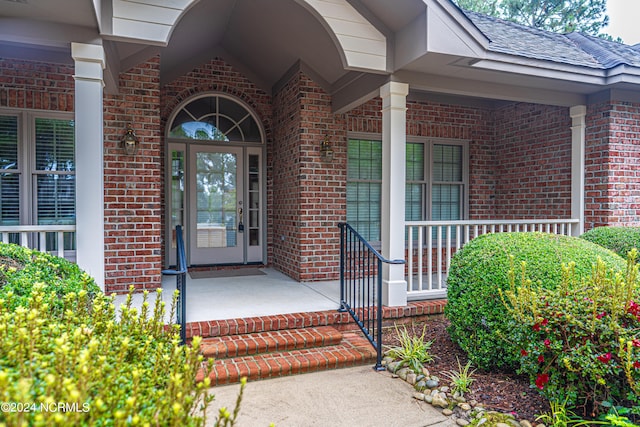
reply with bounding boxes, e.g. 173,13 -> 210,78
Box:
407,226 -> 413,292
426,225 -> 431,291
404,218 -> 580,300
417,226 -> 424,291
57,232 -> 65,258
436,226 -> 443,289
445,225 -> 452,280
338,223 -> 404,371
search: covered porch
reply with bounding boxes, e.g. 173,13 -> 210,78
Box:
2,0 -> 639,310
112,268 -> 342,322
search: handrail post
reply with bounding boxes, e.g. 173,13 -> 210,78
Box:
162,225 -> 188,345
338,223 -> 346,312
375,258 -> 384,371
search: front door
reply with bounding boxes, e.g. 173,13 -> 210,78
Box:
166,93 -> 265,267
190,146 -> 243,264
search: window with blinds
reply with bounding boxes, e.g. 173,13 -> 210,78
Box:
0,111 -> 75,251
346,136 -> 467,242
347,139 -> 382,242
34,118 -> 75,225
0,115 -> 19,227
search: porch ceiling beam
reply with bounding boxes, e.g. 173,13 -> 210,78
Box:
330,72 -> 390,114
394,70 -> 587,107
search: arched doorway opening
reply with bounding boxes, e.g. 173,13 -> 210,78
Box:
165,93 -> 266,266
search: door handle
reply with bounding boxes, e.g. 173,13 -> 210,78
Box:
238,208 -> 244,232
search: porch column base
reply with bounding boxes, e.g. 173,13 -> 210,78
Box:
383,279 -> 408,307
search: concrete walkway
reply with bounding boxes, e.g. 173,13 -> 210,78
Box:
207,366 -> 455,427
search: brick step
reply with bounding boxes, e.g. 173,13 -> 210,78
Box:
186,300 -> 447,339
199,331 -> 377,386
199,326 -> 343,359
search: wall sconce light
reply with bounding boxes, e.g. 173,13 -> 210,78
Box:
122,123 -> 139,155
320,135 -> 334,161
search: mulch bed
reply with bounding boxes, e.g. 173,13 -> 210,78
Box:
382,316 -> 550,422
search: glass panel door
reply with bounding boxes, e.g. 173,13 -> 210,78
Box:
189,146 -> 244,264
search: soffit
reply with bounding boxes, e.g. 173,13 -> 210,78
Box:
0,0 -> 96,28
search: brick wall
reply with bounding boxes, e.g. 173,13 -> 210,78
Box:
272,71 -> 301,278
493,103 -> 572,219
297,73 -> 346,281
103,56 -> 163,292
272,71 -> 346,281
0,58 -> 74,110
585,99 -> 640,228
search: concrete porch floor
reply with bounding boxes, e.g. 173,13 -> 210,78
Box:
112,268 -> 341,323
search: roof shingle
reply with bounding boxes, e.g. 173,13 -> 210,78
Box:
462,10 -> 640,69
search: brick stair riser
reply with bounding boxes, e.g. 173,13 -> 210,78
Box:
199,326 -> 343,359
186,300 -> 446,339
197,332 -> 376,386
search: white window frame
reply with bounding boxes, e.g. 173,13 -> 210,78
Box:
0,108 -> 76,239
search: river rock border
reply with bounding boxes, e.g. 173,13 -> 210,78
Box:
383,357 -> 543,427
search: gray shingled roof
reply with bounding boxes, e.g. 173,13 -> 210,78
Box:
463,10 -> 640,69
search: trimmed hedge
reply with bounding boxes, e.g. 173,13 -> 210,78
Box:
580,226 -> 640,258
445,232 -> 626,371
0,243 -> 99,312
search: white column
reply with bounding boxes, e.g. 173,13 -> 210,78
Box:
570,105 -> 586,236
380,81 -> 409,306
72,43 -> 105,290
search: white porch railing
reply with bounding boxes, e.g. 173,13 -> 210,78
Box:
405,219 -> 580,301
0,225 -> 76,261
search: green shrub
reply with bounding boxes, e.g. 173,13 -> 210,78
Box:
445,232 -> 626,371
0,243 -> 99,312
502,252 -> 640,418
386,324 -> 434,374
581,226 -> 640,258
0,284 -> 238,426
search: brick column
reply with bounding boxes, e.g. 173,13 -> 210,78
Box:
71,43 -> 105,289
380,81 -> 408,307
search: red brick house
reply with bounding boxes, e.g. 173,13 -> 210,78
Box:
1,0 -> 639,306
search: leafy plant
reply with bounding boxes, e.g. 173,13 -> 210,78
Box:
0,283 -> 244,426
502,250 -> 640,419
0,243 -> 100,312
446,232 -> 625,371
536,399 -> 604,427
442,357 -> 476,396
386,324 -> 434,374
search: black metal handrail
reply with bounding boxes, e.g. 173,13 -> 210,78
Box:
162,225 -> 187,345
338,222 -> 405,370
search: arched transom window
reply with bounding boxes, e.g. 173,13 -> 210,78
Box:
168,94 -> 263,143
